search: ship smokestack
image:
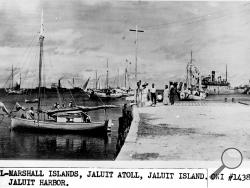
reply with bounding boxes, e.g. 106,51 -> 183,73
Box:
58,79 -> 61,88
211,71 -> 215,82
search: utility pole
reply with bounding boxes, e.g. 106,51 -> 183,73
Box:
129,25 -> 144,84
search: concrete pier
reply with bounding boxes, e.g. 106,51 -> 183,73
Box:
116,102 -> 250,161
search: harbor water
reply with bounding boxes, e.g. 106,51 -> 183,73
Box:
0,92 -> 124,160
1,91 -> 250,160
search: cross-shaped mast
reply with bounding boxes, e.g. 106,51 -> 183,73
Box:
129,25 -> 144,84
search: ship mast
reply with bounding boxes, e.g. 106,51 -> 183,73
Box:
38,10 -> 45,122
95,70 -> 98,89
124,67 -> 127,88
106,59 -> 109,89
20,73 -> 21,88
226,64 -> 227,82
11,65 -> 14,89
117,68 -> 119,88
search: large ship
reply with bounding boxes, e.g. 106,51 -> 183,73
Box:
201,66 -> 235,95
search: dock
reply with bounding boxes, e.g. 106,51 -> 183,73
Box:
116,102 -> 250,160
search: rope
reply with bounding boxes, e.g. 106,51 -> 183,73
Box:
92,91 -> 109,120
68,88 -> 77,107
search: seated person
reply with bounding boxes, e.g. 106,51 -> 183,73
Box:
86,116 -> 91,123
53,102 -> 60,109
68,101 -> 73,108
26,107 -> 35,120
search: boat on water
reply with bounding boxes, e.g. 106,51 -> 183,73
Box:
87,88 -> 123,100
86,60 -> 124,100
11,105 -> 115,132
10,11 -> 116,133
5,65 -> 24,95
179,51 -> 206,101
201,65 -> 235,95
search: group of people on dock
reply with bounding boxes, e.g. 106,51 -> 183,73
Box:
135,80 -> 176,106
163,84 -> 176,105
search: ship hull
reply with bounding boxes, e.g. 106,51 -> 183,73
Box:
11,117 -> 107,132
203,85 -> 236,95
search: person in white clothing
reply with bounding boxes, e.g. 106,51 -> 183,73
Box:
163,85 -> 169,105
150,83 -> 156,106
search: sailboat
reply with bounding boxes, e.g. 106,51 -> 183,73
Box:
5,65 -> 23,95
10,11 -> 115,132
179,51 -> 206,101
87,59 -> 123,100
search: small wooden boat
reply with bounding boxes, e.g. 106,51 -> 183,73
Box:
10,11 -> 116,134
11,116 -> 111,132
11,105 -> 116,132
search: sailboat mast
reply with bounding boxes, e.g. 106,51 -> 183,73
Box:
20,73 -> 21,88
125,67 -> 127,88
38,10 -> 44,117
226,64 -> 228,82
11,65 -> 14,89
106,59 -> 109,89
117,68 -> 119,88
95,70 -> 98,89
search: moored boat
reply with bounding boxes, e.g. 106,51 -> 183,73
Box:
201,66 -> 235,95
10,10 -> 116,133
5,65 -> 24,95
11,116 -> 109,132
179,51 -> 206,101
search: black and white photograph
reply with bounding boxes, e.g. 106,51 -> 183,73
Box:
0,0 -> 250,165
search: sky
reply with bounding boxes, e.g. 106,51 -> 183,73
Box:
0,0 -> 250,88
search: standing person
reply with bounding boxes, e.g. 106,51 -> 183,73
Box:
141,82 -> 148,106
163,85 -> 169,105
169,85 -> 175,105
147,89 -> 151,101
135,80 -> 141,104
150,83 -> 156,106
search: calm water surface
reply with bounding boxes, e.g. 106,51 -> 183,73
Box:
0,92 -> 124,160
1,92 -> 250,160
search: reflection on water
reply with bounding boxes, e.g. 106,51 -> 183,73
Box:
7,131 -> 111,159
0,93 -> 123,160
2,92 -> 249,160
